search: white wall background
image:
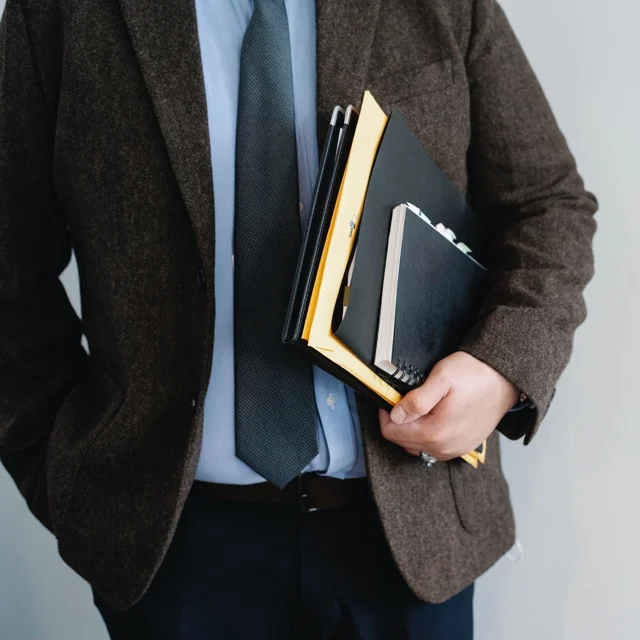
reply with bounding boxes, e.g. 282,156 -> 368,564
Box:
474,0 -> 640,638
1,0 -> 637,638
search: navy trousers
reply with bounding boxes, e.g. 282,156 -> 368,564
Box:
94,488 -> 473,639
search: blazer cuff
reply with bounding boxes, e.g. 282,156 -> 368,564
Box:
458,309 -> 561,444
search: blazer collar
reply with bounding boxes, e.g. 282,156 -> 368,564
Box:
118,0 -> 381,268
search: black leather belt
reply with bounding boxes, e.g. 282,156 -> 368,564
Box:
192,475 -> 369,513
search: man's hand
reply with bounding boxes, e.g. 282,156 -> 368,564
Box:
379,352 -> 519,460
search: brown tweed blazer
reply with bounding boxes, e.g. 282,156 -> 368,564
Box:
0,0 -> 597,610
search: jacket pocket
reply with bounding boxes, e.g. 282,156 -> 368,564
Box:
448,431 -> 512,534
46,358 -> 125,535
369,57 -> 455,108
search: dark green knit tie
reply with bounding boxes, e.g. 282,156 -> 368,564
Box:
234,0 -> 318,487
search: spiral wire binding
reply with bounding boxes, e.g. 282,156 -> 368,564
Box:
392,359 -> 425,388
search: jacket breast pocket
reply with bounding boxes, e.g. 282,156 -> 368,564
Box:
448,432 -> 513,534
369,57 -> 455,108
46,358 -> 125,535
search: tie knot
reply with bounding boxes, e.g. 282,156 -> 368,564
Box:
250,0 -> 287,23
254,0 -> 285,7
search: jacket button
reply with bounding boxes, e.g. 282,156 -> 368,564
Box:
190,395 -> 198,411
196,268 -> 206,290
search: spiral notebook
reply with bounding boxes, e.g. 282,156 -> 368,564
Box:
373,203 -> 490,389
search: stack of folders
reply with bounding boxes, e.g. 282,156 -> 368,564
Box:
283,91 -> 491,468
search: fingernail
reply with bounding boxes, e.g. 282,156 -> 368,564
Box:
390,405 -> 407,424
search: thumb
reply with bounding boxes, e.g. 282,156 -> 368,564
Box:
389,372 -> 450,424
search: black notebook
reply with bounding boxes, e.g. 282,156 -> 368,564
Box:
373,203 -> 490,390
334,110 -> 490,367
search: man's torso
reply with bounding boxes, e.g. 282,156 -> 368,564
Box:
23,0 -> 515,609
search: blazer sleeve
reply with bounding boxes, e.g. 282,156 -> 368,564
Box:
0,1 -> 87,530
458,0 -> 598,443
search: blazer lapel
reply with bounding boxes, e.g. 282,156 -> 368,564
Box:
118,0 -> 215,274
315,0 -> 382,141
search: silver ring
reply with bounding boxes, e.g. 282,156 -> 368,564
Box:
420,451 -> 437,468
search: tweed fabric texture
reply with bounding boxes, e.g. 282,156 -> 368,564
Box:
0,0 -> 597,610
234,0 -> 318,487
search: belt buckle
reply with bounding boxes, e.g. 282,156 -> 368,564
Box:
297,475 -> 319,514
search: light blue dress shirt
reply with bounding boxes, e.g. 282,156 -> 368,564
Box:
194,0 -> 366,484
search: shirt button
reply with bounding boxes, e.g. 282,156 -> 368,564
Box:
196,267 -> 206,290
326,394 -> 336,409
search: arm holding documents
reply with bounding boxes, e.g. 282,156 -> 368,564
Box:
385,0 -> 597,454
455,0 -> 598,443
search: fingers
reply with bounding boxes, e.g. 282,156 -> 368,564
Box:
380,409 -> 460,460
382,416 -> 457,461
378,382 -> 461,460
389,371 -> 450,425
381,412 -> 438,446
381,417 -> 449,460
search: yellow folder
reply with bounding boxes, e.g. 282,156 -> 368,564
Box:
303,92 -> 402,406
